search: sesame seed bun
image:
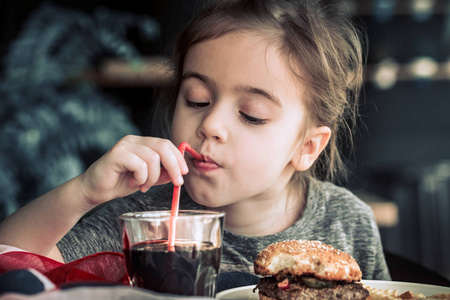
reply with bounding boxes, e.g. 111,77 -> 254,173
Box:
254,240 -> 362,282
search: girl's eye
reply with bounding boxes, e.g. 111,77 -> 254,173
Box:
240,112 -> 267,125
185,100 -> 209,108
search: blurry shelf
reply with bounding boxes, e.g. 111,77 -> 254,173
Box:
79,56 -> 173,88
345,0 -> 449,16
76,56 -> 450,89
355,192 -> 399,228
365,59 -> 450,88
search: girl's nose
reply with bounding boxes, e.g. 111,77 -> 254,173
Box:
197,106 -> 229,142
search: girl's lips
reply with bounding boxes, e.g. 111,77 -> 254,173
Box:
193,155 -> 220,171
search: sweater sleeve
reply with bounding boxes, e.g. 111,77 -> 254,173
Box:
57,192 -> 149,263
338,193 -> 391,281
354,215 -> 391,281
306,180 -> 392,281
352,200 -> 391,281
57,184 -> 199,263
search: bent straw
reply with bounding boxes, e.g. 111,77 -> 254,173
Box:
168,142 -> 202,251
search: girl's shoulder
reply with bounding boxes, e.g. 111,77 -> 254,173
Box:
308,178 -> 372,213
303,179 -> 376,233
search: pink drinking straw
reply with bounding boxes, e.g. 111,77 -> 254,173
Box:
168,142 -> 203,251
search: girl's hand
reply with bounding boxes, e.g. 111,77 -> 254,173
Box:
78,136 -> 188,207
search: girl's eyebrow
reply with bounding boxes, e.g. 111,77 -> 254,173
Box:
182,71 -> 214,87
181,71 -> 282,107
236,85 -> 282,107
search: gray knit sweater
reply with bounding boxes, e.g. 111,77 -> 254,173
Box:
58,178 -> 391,284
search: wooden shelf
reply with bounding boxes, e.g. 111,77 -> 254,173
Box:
365,59 -> 450,88
75,56 -> 450,90
344,0 -> 449,16
355,192 -> 399,228
78,56 -> 173,88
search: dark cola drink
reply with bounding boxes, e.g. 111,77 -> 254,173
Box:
124,240 -> 221,297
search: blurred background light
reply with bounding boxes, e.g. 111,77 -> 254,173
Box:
373,0 -> 398,22
373,57 -> 400,90
409,56 -> 439,79
411,0 -> 436,22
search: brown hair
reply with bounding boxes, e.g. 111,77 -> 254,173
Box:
153,0 -> 366,185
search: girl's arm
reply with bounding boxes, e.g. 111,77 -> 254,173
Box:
0,136 -> 188,262
0,176 -> 89,262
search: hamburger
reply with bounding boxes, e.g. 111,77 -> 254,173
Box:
253,240 -> 370,300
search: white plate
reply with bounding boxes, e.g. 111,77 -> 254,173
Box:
216,285 -> 259,300
215,280 -> 450,299
362,280 -> 450,294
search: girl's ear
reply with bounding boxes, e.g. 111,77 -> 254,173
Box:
291,126 -> 331,171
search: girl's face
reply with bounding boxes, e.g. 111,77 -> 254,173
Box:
171,31 -> 307,208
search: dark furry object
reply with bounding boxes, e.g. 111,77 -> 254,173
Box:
0,2 -> 160,219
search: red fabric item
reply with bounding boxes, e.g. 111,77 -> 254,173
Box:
0,251 -> 129,286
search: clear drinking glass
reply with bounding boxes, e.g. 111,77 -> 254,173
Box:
120,210 -> 225,297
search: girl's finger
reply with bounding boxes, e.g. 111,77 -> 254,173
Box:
119,143 -> 164,190
155,167 -> 172,186
129,138 -> 186,189
152,139 -> 189,175
110,150 -> 149,188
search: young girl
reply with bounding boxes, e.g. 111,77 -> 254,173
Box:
0,0 -> 391,287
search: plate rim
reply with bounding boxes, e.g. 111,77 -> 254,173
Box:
216,280 -> 450,299
216,285 -> 258,299
361,279 -> 450,293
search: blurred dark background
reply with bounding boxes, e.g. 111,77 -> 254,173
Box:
0,0 -> 449,284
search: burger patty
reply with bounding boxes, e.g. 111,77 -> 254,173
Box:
256,276 -> 369,300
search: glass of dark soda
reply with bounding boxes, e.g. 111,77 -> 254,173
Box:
120,210 -> 225,297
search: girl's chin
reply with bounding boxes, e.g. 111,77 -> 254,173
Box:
184,179 -> 237,208
190,194 -> 221,207
185,188 -> 227,208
